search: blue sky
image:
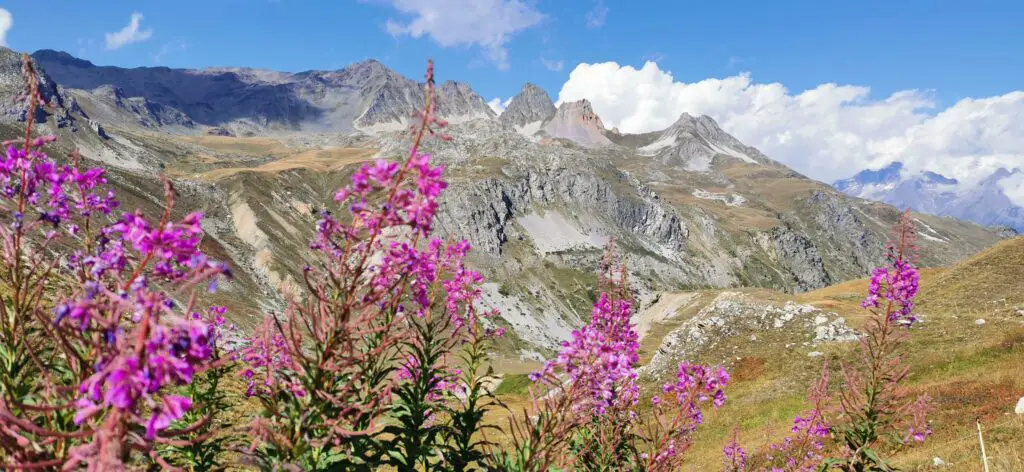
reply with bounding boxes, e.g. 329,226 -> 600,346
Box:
0,1 -> 1021,186
0,0 -> 1021,106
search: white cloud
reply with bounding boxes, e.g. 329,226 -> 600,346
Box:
998,172 -> 1024,206
381,0 -> 544,70
585,1 -> 608,29
105,12 -> 153,50
152,39 -> 186,64
540,57 -> 564,72
487,96 -> 512,115
556,61 -> 1024,185
0,9 -> 11,47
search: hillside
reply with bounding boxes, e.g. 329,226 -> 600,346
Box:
592,237 -> 1024,470
0,46 -> 1011,363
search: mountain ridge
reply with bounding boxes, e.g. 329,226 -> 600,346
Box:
0,46 -> 1010,360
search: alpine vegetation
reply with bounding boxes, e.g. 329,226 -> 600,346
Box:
0,56 -> 935,471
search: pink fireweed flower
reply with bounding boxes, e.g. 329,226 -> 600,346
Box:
762,408 -> 829,471
659,362 -> 730,431
531,292 -> 640,414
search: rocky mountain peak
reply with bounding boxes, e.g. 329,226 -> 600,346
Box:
668,112 -> 728,137
436,81 -> 496,123
540,99 -> 613,147
31,49 -> 96,69
499,82 -> 556,129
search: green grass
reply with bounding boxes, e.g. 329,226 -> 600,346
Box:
493,373 -> 533,396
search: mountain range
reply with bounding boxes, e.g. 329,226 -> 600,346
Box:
834,162 -> 1024,233
0,46 -> 1010,363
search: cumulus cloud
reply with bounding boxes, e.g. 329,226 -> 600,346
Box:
381,0 -> 544,70
487,96 -> 512,115
556,61 -> 1024,185
0,9 -> 11,47
106,12 -> 153,50
998,172 -> 1024,206
585,1 -> 608,29
540,57 -> 564,72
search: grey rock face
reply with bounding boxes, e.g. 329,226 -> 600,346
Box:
499,83 -> 556,128
766,226 -> 831,291
438,165 -> 686,256
0,47 -> 64,123
436,81 -> 496,123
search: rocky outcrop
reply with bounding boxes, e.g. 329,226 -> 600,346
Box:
642,292 -> 857,378
766,226 -> 831,290
541,99 -> 613,148
207,127 -> 234,137
0,47 -> 64,123
88,119 -> 109,139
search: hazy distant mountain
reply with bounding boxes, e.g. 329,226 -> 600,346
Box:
835,162 -> 1023,232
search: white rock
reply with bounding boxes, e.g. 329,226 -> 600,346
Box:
813,314 -> 829,325
975,319 -> 986,325
932,457 -> 946,467
749,334 -> 757,341
808,351 -> 823,358
1015,396 -> 1024,415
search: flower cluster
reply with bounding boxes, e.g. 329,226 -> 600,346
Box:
238,320 -> 301,398
660,362 -> 729,430
722,430 -> 747,472
530,292 -> 640,414
762,409 -> 829,471
0,140 -> 119,231
861,211 -> 921,324
861,258 -> 920,323
239,60 -> 503,470
0,54 -> 232,470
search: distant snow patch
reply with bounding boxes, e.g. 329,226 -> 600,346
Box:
692,189 -> 746,207
354,120 -> 408,134
913,218 -> 948,243
638,134 -> 676,156
517,211 -> 608,253
707,141 -> 757,164
684,153 -> 714,172
515,120 -> 543,137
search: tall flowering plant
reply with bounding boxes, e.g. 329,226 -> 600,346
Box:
496,246 -> 730,472
823,210 -> 932,471
240,60 -> 501,471
0,54 -> 233,469
731,211 -> 933,472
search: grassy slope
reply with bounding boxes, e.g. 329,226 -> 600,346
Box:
693,238 -> 1024,470
494,238 -> 1024,470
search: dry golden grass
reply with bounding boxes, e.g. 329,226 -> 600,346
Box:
178,135 -> 295,157
491,237 -> 1024,470
195,147 -> 377,181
